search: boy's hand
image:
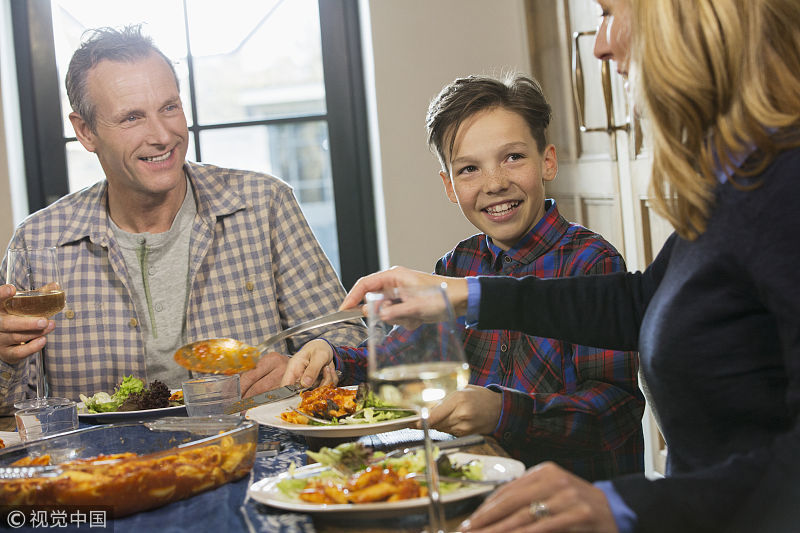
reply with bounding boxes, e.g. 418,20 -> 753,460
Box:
280,339 -> 337,388
0,283 -> 56,365
425,385 -> 502,436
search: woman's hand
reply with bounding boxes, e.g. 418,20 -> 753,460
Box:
341,266 -> 469,328
0,284 -> 55,365
462,462 -> 619,533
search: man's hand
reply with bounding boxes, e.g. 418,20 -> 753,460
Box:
425,385 -> 502,435
0,284 -> 56,365
239,351 -> 290,398
280,339 -> 338,388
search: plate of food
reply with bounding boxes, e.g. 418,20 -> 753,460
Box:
77,375 -> 186,423
247,441 -> 524,517
245,384 -> 419,437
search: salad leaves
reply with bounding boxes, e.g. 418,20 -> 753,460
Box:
79,375 -> 144,413
278,441 -> 484,501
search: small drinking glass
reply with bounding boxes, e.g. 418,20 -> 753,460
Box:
367,284 -> 469,533
4,247 -> 66,409
15,398 -> 78,442
182,374 -> 241,416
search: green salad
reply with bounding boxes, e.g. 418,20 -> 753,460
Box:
79,375 -> 181,413
79,375 -> 144,413
277,441 -> 483,500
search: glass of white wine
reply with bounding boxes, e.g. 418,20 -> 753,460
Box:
366,284 -> 469,533
5,247 -> 67,409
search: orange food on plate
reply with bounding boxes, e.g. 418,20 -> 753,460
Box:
299,464 -> 427,504
169,390 -> 184,403
0,438 -> 4,449
280,385 -> 357,424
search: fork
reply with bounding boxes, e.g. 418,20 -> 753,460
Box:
290,406 -> 413,425
345,406 -> 415,418
289,407 -> 336,425
403,472 -> 514,486
320,434 -> 487,478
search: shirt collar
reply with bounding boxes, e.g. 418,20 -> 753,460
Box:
56,161 -> 247,247
715,145 -> 756,184
485,198 -> 569,265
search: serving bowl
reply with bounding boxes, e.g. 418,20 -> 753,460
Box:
0,416 -> 257,517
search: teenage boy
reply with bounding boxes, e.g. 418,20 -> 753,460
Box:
283,74 -> 644,481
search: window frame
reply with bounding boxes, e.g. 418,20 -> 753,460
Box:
10,0 -> 378,289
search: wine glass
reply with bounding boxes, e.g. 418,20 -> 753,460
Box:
5,247 -> 66,409
366,284 -> 469,533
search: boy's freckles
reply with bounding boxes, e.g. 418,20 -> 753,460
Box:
444,107 -> 557,252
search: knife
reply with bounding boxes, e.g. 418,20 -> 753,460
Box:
224,383 -> 306,414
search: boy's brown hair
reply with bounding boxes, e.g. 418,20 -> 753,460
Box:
426,74 -> 552,173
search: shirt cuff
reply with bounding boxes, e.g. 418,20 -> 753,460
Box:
465,277 -> 481,328
595,480 -> 637,533
0,359 -> 25,409
485,384 -> 507,435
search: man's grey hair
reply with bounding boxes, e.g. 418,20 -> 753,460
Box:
65,24 -> 179,132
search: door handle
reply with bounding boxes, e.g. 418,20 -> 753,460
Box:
571,30 -> 629,138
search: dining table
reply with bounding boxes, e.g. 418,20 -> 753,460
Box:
0,414 -> 512,533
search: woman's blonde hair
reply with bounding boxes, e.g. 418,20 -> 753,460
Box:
633,0 -> 800,239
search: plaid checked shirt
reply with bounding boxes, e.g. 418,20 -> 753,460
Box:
334,200 -> 644,480
0,162 -> 365,412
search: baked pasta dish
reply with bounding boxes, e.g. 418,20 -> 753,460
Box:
280,384 -> 358,424
280,384 -> 414,426
0,435 -> 256,517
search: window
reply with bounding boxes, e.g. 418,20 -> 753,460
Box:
10,0 -> 378,288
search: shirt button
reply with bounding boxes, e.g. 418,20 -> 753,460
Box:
129,318 -> 139,328
64,310 -> 75,319
503,432 -> 512,441
500,344 -> 508,352
245,281 -> 255,291
155,303 -> 164,312
148,266 -> 156,276
503,256 -> 512,263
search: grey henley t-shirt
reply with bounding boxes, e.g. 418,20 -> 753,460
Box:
109,178 -> 195,388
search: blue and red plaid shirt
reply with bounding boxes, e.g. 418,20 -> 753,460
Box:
334,200 -> 644,480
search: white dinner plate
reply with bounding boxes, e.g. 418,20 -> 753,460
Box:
77,403 -> 186,424
248,452 -> 524,517
245,386 -> 420,438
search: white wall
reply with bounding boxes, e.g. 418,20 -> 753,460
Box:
362,0 -> 531,271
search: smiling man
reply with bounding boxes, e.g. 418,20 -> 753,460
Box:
284,74 -> 645,481
0,25 -> 364,411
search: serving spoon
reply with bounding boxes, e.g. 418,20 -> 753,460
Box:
173,308 -> 364,374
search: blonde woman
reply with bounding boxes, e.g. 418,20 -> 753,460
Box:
340,0 -> 800,531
